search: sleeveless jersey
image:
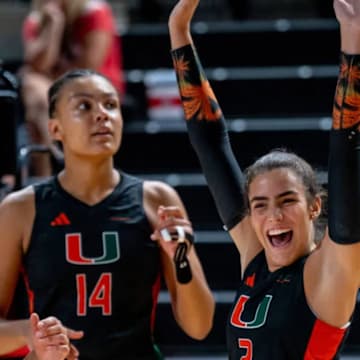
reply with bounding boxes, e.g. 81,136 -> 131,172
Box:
24,172 -> 161,360
227,251 -> 349,359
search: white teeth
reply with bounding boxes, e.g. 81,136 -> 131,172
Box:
268,228 -> 291,236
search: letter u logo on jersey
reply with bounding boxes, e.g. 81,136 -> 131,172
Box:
230,295 -> 272,329
65,232 -> 120,265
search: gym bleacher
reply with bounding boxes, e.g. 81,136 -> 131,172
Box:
0,0 -> 359,358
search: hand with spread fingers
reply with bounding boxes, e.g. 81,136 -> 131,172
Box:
26,313 -> 83,360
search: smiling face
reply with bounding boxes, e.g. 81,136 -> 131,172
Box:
48,73 -> 123,159
248,168 -> 321,271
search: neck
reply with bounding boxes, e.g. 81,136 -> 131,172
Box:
58,157 -> 119,205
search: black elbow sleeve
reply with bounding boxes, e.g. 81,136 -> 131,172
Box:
328,130 -> 360,244
328,53 -> 360,244
188,121 -> 246,230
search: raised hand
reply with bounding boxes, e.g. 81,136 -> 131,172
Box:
169,0 -> 199,26
334,0 -> 360,53
169,0 -> 200,49
334,0 -> 360,28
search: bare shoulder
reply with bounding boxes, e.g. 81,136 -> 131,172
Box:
1,186 -> 35,212
0,186 -> 35,252
0,186 -> 35,232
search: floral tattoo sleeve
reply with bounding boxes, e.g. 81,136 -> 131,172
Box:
333,53 -> 360,131
171,44 -> 223,122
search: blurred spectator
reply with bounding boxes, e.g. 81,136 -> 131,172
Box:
19,0 -> 125,177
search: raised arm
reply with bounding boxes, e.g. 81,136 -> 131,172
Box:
304,0 -> 360,329
327,0 -> 360,297
329,0 -> 360,237
169,0 -> 261,270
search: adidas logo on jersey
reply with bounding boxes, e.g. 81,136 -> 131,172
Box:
244,273 -> 256,288
51,212 -> 71,226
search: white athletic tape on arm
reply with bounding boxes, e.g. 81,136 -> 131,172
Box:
160,228 -> 172,242
176,225 -> 185,242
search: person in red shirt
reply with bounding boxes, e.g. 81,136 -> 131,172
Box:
20,0 -> 125,177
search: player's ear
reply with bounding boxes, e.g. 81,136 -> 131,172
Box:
49,118 -> 63,142
309,195 -> 322,220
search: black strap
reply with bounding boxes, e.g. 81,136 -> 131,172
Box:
161,227 -> 194,284
174,241 -> 192,284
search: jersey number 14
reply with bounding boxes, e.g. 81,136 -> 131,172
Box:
76,273 -> 112,316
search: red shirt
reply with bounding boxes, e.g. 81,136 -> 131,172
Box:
23,1 -> 125,95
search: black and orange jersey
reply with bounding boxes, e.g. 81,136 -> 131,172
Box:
227,251 -> 348,360
24,172 -> 161,360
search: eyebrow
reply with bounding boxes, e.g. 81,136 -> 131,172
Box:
68,92 -> 117,101
250,190 -> 298,204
